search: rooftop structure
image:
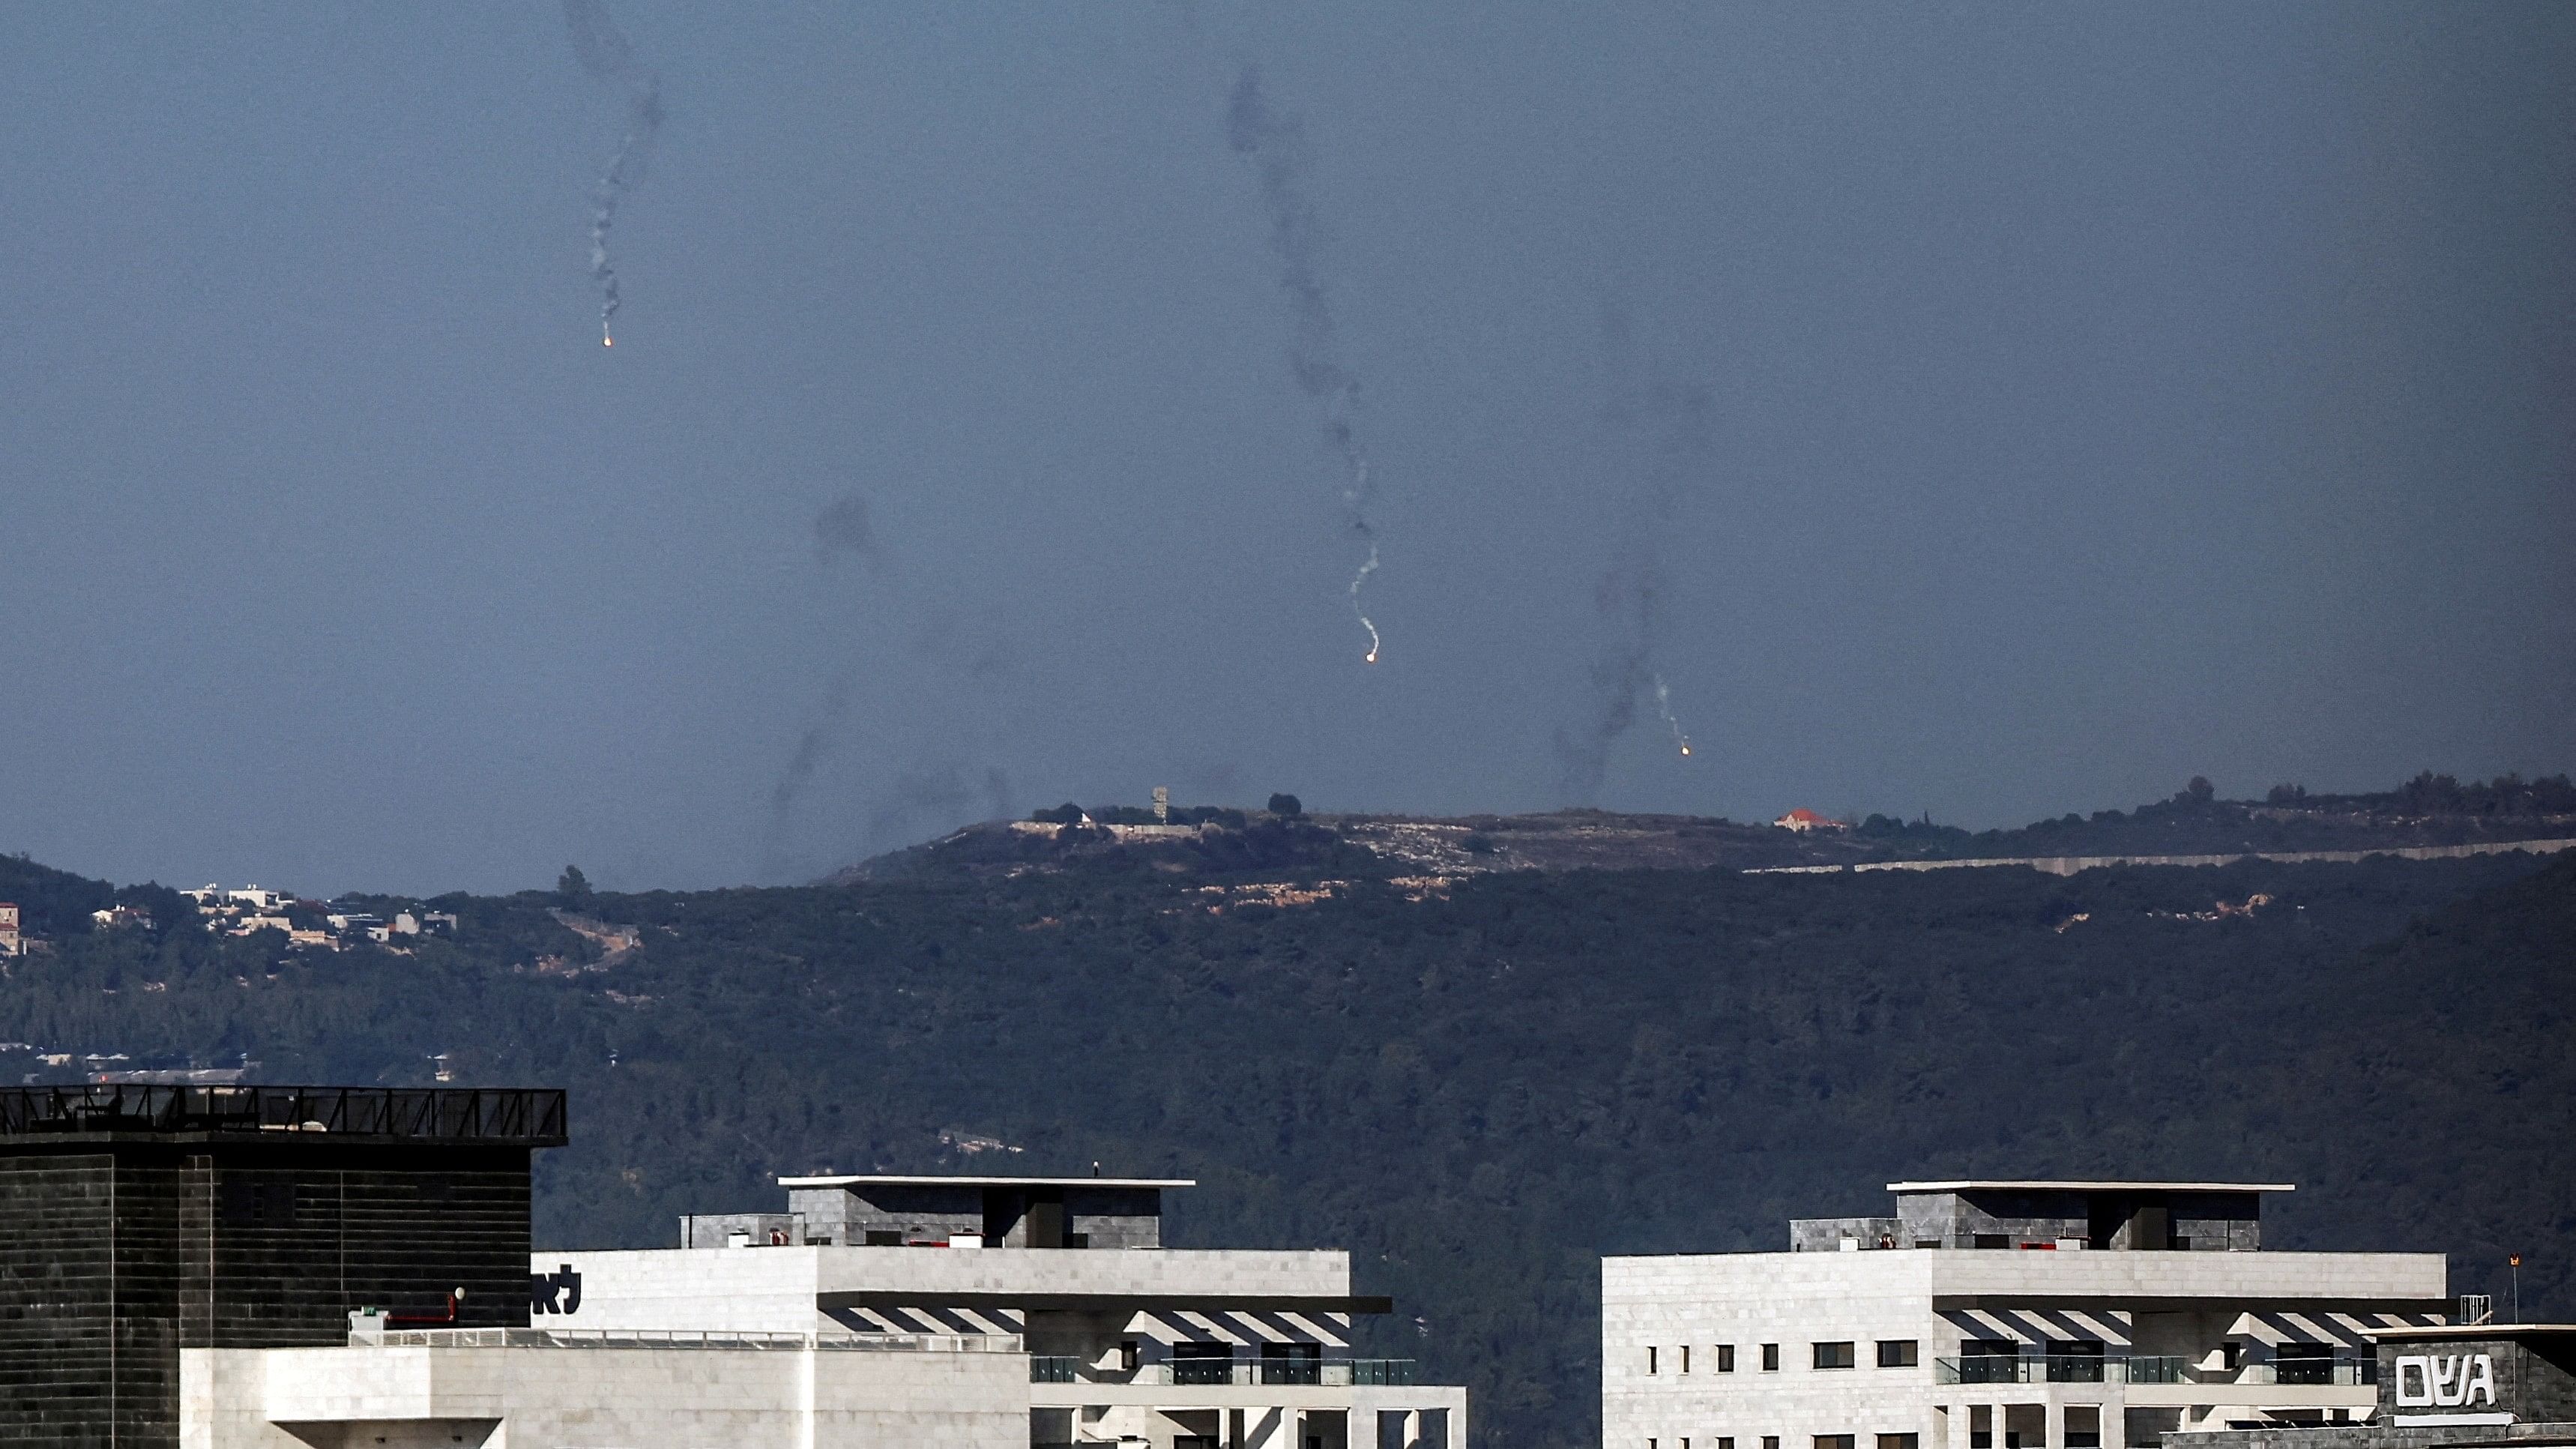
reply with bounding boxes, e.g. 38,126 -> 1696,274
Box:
154,1152 -> 1462,1449
1605,1178 -> 2456,1449
553,1171 -> 1465,1449
1793,1181 -> 2290,1254
0,1085 -> 565,1447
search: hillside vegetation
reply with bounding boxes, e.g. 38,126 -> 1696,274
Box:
0,792 -> 2569,1449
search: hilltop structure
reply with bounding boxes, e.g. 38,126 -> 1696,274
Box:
1605,1181 -> 2461,1449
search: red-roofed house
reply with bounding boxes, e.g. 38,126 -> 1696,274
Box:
1773,808 -> 1845,833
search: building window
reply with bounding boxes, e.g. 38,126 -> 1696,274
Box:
1877,1340 -> 1918,1368
2274,1344 -> 2333,1386
1717,1344 -> 1737,1373
1683,1346 -> 1692,1374
1973,1234 -> 2009,1249
1968,1407 -> 1991,1449
1816,1437 -> 1856,1449
1814,1342 -> 1856,1370
1879,1436 -> 1919,1449
1761,1344 -> 1780,1372
1172,1343 -> 1234,1385
1719,1440 -> 1735,1449
1763,1438 -> 1779,1449
1650,1347 -> 1659,1375
864,1229 -> 902,1246
2065,1409 -> 2100,1449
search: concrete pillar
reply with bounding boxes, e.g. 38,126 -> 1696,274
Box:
1243,1407 -> 1289,1449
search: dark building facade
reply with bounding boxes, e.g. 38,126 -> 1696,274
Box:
0,1085 -> 566,1448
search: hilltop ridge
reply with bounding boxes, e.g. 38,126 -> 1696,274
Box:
826,771 -> 2576,885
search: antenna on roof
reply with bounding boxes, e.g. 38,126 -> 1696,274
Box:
1092,1161 -> 1101,1177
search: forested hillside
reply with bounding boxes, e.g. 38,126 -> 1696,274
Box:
0,843 -> 2569,1449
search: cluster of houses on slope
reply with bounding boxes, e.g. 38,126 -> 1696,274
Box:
176,885 -> 457,951
0,887 -> 457,957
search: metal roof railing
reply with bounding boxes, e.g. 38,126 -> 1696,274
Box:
366,1328 -> 1021,1353
0,1085 -> 569,1145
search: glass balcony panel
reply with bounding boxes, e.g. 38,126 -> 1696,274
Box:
2044,1355 -> 2107,1384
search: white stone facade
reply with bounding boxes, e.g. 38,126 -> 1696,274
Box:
180,1235 -> 1465,1448
1604,1247 -> 2450,1449
538,1244 -> 1361,1334
182,1332 -> 1028,1448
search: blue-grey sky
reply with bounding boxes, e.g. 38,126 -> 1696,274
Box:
2,3 -> 2569,895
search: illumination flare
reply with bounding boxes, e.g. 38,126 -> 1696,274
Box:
1654,675 -> 1692,758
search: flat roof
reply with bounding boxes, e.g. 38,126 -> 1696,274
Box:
1888,1180 -> 2294,1193
779,1174 -> 1195,1190
2367,1324 -> 2576,1340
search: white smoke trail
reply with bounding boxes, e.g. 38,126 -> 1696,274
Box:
1554,306 -> 1712,796
1350,540 -> 1381,665
1227,65 -> 1384,663
563,0 -> 662,346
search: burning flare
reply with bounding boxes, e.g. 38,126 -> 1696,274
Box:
1655,675 -> 1692,759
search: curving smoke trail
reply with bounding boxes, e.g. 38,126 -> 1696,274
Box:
1553,305 -> 1713,798
1225,66 -> 1381,663
563,0 -> 663,346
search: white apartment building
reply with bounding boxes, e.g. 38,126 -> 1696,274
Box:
183,1172 -> 1465,1449
1605,1181 -> 2454,1449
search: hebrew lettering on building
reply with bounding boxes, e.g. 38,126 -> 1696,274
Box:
2393,1354 -> 2497,1409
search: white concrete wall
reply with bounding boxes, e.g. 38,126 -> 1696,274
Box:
186,1341 -> 1030,1449
540,1245 -> 1354,1333
539,1247 -> 827,1332
812,1245 -> 1351,1301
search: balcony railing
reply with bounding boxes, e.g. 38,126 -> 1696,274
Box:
1936,1355 -> 2161,1385
2239,1361 -> 2377,1386
1031,1358 -> 1417,1388
1934,1355 -> 2369,1388
2126,1356 -> 2187,1384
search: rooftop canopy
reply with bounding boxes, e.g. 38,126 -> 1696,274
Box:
1886,1180 -> 2295,1193
779,1174 -> 1196,1190
2365,1324 -> 2576,1340
0,1085 -> 568,1146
